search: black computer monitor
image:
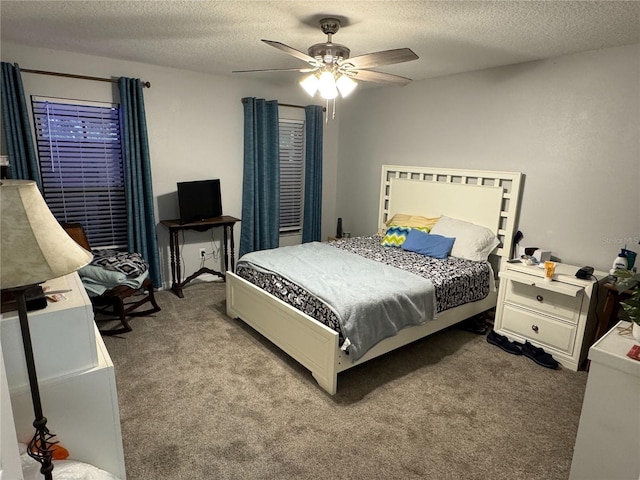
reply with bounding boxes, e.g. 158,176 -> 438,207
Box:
177,179 -> 222,224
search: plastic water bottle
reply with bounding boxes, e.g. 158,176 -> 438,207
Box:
610,249 -> 628,275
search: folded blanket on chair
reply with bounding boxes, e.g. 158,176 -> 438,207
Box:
91,251 -> 148,278
79,265 -> 149,296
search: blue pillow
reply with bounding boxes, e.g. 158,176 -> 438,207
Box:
401,229 -> 455,259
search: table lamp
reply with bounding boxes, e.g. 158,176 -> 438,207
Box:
0,180 -> 92,479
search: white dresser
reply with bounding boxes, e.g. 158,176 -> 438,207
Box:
0,272 -> 126,479
494,261 -> 604,370
569,322 -> 640,480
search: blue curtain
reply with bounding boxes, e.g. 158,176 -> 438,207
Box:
239,97 -> 280,257
118,77 -> 161,287
302,105 -> 324,243
0,62 -> 41,189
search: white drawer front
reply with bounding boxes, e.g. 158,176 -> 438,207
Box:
501,305 -> 577,354
505,278 -> 583,324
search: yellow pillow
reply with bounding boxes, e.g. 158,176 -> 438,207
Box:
386,214 -> 440,231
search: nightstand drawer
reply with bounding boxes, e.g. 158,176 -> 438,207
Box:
505,278 -> 584,324
501,305 -> 576,354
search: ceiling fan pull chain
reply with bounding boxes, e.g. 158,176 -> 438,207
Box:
332,98 -> 336,120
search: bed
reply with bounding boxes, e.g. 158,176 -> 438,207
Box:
226,165 -> 523,394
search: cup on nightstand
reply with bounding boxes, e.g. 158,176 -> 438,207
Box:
544,261 -> 556,282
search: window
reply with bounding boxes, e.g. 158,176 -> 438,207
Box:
31,97 -> 127,249
279,119 -> 305,233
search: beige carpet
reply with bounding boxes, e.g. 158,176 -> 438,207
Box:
102,281 -> 587,480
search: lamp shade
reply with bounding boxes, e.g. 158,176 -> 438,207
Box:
318,71 -> 338,99
300,74 -> 319,96
336,75 -> 357,98
1,180 -> 92,289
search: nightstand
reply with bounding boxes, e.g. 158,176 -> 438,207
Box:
494,261 -> 605,370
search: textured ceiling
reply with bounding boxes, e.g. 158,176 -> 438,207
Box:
1,1 -> 639,87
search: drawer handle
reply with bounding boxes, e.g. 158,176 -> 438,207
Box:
531,324 -> 539,333
536,294 -> 544,302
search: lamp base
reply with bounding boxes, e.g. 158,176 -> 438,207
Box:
12,285 -> 56,480
28,417 -> 57,479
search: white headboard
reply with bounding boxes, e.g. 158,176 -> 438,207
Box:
378,165 -> 523,268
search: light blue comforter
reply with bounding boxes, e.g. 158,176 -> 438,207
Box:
237,242 -> 436,361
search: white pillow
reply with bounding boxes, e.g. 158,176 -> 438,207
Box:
430,215 -> 500,262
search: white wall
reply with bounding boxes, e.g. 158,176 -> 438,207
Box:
336,44 -> 640,272
3,42 -> 638,277
1,42 -> 339,289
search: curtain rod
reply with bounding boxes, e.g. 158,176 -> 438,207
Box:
280,102 -> 308,110
241,98 -> 326,112
20,68 -> 151,88
282,102 -> 326,112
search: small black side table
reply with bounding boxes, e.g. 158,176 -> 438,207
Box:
160,215 -> 240,298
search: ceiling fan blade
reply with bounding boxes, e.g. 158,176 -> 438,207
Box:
341,48 -> 418,69
261,40 -> 319,65
233,67 -> 316,74
349,69 -> 413,86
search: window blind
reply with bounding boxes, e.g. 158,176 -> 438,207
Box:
32,98 -> 127,248
279,119 -> 305,232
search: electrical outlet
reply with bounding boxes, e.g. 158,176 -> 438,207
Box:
199,248 -> 206,259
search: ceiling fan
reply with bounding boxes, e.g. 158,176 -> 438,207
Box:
233,17 -> 419,102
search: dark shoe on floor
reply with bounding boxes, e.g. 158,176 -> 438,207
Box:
519,341 -> 559,369
486,330 -> 522,355
461,316 -> 489,335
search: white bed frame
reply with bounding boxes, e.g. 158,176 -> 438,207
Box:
226,165 -> 523,394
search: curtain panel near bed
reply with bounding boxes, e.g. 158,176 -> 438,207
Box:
239,97 -> 280,257
0,62 -> 41,190
302,105 -> 323,243
118,77 -> 161,287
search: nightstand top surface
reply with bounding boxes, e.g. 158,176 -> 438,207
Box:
589,321 -> 640,377
504,261 -> 606,287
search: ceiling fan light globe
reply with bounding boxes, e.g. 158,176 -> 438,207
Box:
319,84 -> 338,100
300,74 -> 319,96
318,71 -> 338,99
336,75 -> 357,98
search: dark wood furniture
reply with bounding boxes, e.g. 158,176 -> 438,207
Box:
61,222 -> 161,335
594,282 -> 634,342
160,215 -> 240,298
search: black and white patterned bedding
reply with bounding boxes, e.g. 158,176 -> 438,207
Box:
236,235 -> 492,347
